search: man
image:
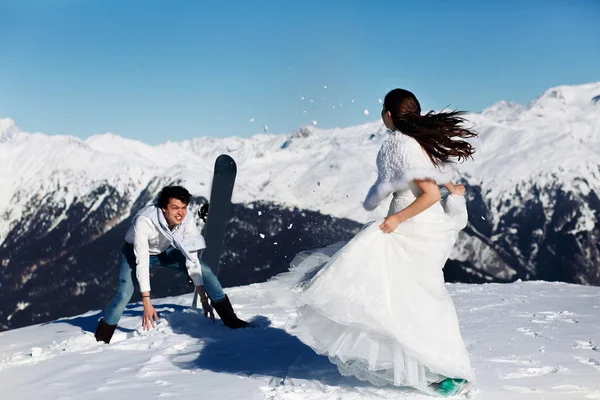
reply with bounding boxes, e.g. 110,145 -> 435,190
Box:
95,185 -> 249,344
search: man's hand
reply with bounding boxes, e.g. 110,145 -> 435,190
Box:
201,300 -> 215,322
199,203 -> 210,223
379,214 -> 402,234
142,297 -> 159,331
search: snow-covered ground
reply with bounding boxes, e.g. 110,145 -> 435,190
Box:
1,265 -> 599,400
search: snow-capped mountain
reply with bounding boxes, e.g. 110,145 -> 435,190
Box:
460,82 -> 600,284
1,81 -> 599,331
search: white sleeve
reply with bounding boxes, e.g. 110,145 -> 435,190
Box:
132,217 -> 154,293
363,135 -> 453,210
182,219 -> 204,286
186,253 -> 204,286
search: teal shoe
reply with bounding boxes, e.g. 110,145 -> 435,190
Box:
434,378 -> 469,397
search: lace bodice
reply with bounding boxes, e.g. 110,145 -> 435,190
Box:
363,132 -> 453,211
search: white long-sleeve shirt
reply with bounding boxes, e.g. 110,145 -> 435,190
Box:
124,215 -> 204,292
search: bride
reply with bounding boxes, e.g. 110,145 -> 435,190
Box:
291,89 -> 477,397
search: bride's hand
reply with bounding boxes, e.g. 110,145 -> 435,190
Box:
379,215 -> 402,233
449,184 -> 466,196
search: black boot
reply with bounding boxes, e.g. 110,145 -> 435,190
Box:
212,295 -> 251,329
94,318 -> 117,344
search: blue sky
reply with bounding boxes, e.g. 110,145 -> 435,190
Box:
1,0 -> 599,144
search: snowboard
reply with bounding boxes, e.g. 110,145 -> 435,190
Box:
192,154 -> 237,309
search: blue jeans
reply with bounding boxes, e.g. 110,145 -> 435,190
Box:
103,243 -> 225,325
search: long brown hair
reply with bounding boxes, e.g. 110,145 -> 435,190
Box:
383,89 -> 477,166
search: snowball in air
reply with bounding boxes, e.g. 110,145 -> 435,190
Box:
263,125 -> 268,133
363,109 -> 370,116
31,347 -> 43,358
312,120 -> 318,126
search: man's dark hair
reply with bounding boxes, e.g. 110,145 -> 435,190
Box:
157,185 -> 192,209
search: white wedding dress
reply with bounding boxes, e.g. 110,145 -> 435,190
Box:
286,132 -> 475,394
